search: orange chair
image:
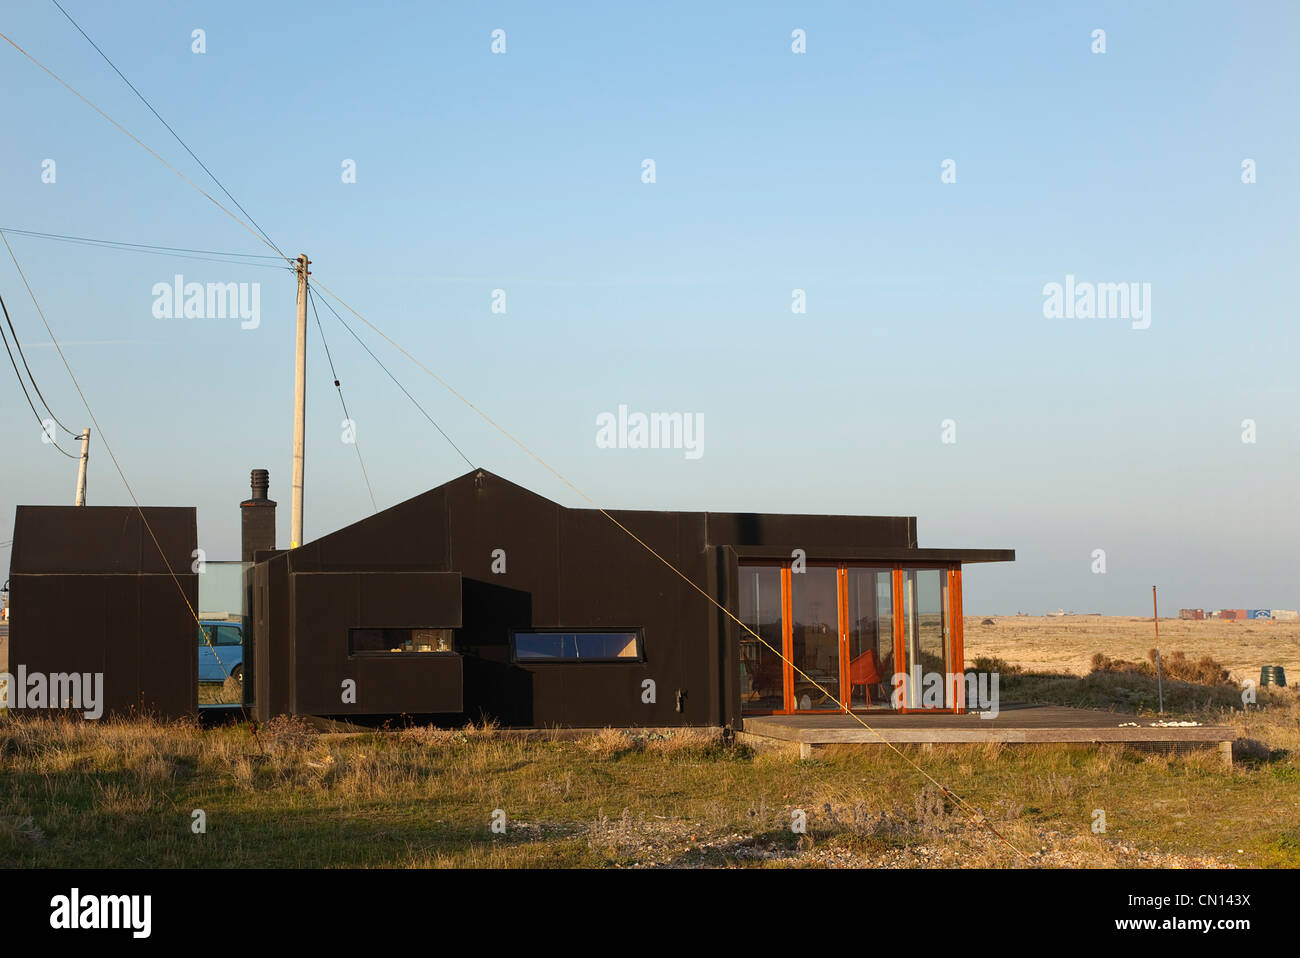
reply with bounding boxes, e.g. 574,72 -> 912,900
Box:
849,649 -> 883,704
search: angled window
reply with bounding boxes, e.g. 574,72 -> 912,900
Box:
511,630 -> 642,662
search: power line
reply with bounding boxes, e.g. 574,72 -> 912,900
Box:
0,29 -> 290,264
0,279 -> 79,437
307,288 -> 377,513
4,27 -> 1025,857
0,291 -> 78,458
310,287 -> 476,471
48,0 -> 286,259
0,227 -> 283,259
0,226 -> 289,269
1,197 -> 264,746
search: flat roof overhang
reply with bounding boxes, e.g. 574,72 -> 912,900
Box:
729,546 -> 1015,564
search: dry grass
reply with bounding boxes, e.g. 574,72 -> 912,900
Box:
198,676 -> 243,706
577,727 -> 730,759
1,615 -> 1298,868
1,699 -> 1297,868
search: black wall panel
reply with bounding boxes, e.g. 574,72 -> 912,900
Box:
8,505 -> 198,719
289,571 -> 463,715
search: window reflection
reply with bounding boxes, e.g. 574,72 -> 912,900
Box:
738,565 -> 784,710
846,568 -> 893,709
902,569 -> 950,707
789,566 -> 840,711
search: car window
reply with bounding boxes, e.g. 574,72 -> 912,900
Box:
215,625 -> 242,646
199,625 -> 216,646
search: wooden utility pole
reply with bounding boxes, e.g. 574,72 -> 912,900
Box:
73,428 -> 90,505
1152,585 -> 1164,714
290,254 -> 309,548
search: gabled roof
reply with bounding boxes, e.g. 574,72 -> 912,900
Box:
283,468 -> 1010,570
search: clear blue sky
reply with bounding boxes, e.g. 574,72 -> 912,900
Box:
1,1 -> 1296,614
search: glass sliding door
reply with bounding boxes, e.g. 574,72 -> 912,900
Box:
738,559 -> 960,715
737,563 -> 785,711
901,568 -> 952,708
845,567 -> 895,709
789,565 -> 841,711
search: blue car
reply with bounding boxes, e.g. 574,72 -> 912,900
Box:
199,620 -> 244,684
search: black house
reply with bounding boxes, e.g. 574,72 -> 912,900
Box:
248,469 -> 1013,728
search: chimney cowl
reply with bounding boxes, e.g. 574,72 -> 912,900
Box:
250,469 -> 270,501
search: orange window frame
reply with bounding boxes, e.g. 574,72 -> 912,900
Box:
738,559 -> 966,716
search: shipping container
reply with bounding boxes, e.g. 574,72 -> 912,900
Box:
1248,609 -> 1272,620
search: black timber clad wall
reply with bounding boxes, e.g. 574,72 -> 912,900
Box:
251,552 -> 292,721
441,475 -> 715,727
289,571 -> 463,715
443,474 -> 558,724
715,545 -> 739,729
250,470 -> 925,727
287,486 -> 451,572
11,505 -> 198,574
704,512 -> 915,550
8,506 -> 198,719
555,507 -> 709,726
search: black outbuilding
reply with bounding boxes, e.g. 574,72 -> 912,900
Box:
6,505 -> 198,719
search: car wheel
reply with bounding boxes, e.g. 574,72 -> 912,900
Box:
230,665 -> 243,684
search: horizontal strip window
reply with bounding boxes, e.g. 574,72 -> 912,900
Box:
512,630 -> 643,663
349,627 -> 456,656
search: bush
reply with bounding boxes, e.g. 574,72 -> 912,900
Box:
1090,650 -> 1231,687
968,656 -> 1021,675
256,715 -> 317,754
1090,652 -> 1150,675
1147,649 -> 1230,685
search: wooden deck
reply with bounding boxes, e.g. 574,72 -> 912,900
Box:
740,704 -> 1236,764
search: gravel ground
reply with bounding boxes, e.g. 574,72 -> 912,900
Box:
504,812 -> 1235,869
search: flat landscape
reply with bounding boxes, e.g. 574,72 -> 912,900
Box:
964,614 -> 1300,681
3,615 -> 1299,869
